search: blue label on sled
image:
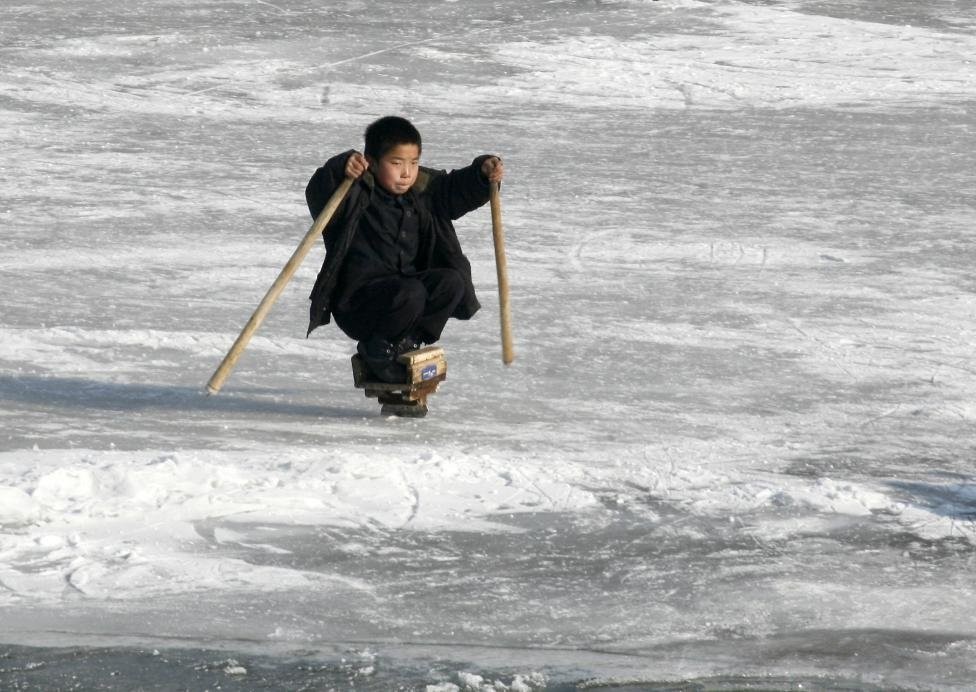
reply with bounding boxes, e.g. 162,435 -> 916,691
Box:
421,364 -> 438,381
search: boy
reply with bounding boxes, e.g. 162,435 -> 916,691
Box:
305,116 -> 504,382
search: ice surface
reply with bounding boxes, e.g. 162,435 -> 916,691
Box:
2,0 -> 975,688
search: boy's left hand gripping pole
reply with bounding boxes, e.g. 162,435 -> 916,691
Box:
205,177 -> 355,396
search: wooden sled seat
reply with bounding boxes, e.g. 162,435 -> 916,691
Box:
351,346 -> 447,417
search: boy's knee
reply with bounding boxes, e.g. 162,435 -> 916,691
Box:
432,268 -> 465,296
396,279 -> 427,312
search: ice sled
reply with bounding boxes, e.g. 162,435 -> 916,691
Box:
351,346 -> 447,418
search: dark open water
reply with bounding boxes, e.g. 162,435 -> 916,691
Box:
0,644 -> 914,691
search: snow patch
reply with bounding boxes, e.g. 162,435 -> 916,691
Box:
0,487 -> 41,526
0,447 -> 600,603
435,670 -> 547,692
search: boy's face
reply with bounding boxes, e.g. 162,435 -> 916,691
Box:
371,143 -> 420,195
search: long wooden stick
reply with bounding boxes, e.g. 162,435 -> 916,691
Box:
206,177 -> 355,395
489,182 -> 515,365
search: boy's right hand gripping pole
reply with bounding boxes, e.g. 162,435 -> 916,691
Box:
205,177 -> 355,395
490,182 -> 515,365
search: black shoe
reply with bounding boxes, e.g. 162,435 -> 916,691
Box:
393,334 -> 423,357
357,336 -> 407,383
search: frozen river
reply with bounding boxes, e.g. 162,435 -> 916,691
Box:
2,0 -> 975,689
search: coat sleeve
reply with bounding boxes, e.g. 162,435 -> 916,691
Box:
427,155 -> 493,221
304,150 -> 361,335
305,150 -> 356,219
421,156 -> 493,322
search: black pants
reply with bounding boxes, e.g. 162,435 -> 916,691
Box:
332,269 -> 466,344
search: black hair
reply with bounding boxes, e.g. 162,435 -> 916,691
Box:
364,116 -> 422,161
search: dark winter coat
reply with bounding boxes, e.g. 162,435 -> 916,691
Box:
304,150 -> 490,336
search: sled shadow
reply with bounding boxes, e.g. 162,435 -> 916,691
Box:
0,374 -> 365,419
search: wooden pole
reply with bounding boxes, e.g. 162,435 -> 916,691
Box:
206,177 -> 355,395
489,182 -> 515,365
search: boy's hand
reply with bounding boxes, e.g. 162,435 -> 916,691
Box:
482,156 -> 504,184
345,151 -> 369,179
